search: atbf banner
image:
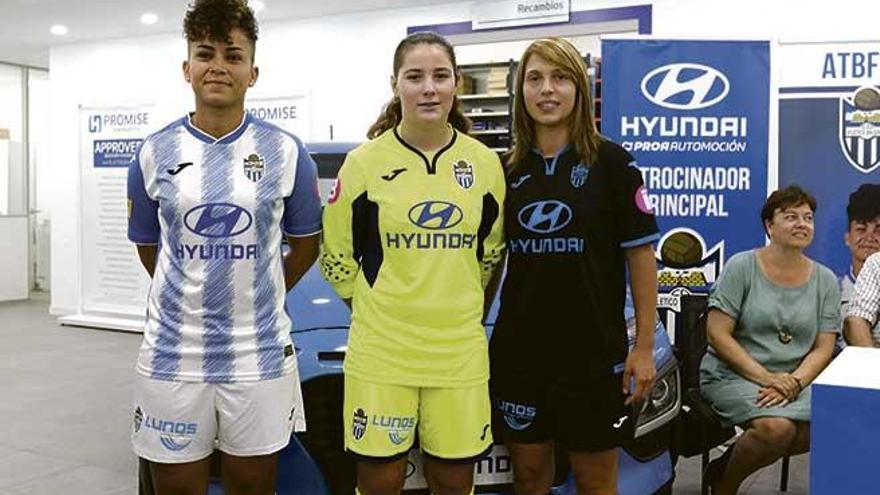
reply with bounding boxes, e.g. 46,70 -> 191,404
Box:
77,103 -> 154,328
601,39 -> 770,336
778,41 -> 880,276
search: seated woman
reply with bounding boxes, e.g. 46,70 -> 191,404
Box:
700,185 -> 840,494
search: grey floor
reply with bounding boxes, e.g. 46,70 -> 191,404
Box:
0,295 -> 808,494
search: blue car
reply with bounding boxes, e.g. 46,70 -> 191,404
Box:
263,142 -> 680,494
185,143 -> 680,494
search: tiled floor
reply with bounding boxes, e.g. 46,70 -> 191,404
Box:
0,295 -> 809,494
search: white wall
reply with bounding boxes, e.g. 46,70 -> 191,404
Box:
47,0 -> 880,315
0,216 -> 28,301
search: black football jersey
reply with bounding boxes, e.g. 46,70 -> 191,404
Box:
491,140 -> 659,381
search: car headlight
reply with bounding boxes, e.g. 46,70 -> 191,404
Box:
634,361 -> 680,438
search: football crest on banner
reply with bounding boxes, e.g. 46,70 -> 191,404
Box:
570,163 -> 588,188
453,160 -> 474,189
654,228 -> 724,337
352,408 -> 368,441
839,86 -> 880,174
243,153 -> 265,182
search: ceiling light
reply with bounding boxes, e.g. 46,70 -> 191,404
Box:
140,13 -> 158,25
50,24 -> 68,36
249,0 -> 265,13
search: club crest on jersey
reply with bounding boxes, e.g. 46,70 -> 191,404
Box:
352,408 -> 368,441
453,160 -> 474,189
570,163 -> 588,188
243,153 -> 265,182
839,86 -> 880,174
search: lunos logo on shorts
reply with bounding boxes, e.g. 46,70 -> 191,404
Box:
496,400 -> 536,431
509,200 -> 584,255
371,415 -> 416,446
352,408 -> 368,442
176,203 -> 259,260
135,406 -> 199,452
385,201 -> 476,250
640,63 -> 729,110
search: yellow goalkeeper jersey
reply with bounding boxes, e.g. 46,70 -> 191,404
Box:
320,127 -> 505,387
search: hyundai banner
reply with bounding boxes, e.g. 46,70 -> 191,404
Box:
75,104 -> 155,330
778,40 -> 880,276
601,39 -> 770,337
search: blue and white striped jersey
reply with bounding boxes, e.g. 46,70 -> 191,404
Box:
127,113 -> 322,383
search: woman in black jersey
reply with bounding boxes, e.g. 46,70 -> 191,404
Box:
489,37 -> 659,494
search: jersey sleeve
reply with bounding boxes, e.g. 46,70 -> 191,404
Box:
320,152 -> 367,299
127,141 -> 160,245
282,141 -> 322,237
478,153 -> 506,287
617,156 -> 660,249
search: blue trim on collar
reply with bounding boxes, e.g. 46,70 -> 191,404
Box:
183,112 -> 251,144
848,267 -> 857,284
531,144 -> 571,176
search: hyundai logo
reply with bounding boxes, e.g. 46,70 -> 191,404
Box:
408,201 -> 463,230
640,63 -> 729,110
184,203 -> 252,238
518,200 -> 572,234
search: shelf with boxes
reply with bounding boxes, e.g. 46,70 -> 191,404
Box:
457,60 -> 514,153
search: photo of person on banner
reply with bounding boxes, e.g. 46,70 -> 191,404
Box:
126,0 -> 322,492
489,37 -> 659,494
839,183 -> 880,348
700,186 -> 839,495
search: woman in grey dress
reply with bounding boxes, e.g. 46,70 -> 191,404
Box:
701,185 -> 840,494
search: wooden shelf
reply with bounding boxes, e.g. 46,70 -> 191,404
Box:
464,111 -> 509,118
458,93 -> 510,100
470,129 -> 509,135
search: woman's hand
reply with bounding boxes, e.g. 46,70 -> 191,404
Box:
764,372 -> 801,400
756,386 -> 789,408
623,347 -> 655,405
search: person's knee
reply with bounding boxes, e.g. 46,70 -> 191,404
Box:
357,461 -> 407,495
150,460 -> 210,495
571,469 -> 615,495
424,461 -> 474,495
512,462 -> 554,495
751,418 -> 797,451
223,464 -> 276,495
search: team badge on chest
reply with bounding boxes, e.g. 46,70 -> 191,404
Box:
453,160 -> 474,189
243,153 -> 265,182
570,163 -> 588,188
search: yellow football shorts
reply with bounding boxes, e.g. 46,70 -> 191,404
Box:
343,374 -> 492,461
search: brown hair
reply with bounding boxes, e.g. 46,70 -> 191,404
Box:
184,0 -> 258,60
761,185 -> 817,233
367,32 -> 471,139
509,37 -> 601,168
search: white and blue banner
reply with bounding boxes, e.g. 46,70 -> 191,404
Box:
601,39 -> 770,334
778,40 -> 880,276
71,103 -> 155,331
245,94 -> 312,141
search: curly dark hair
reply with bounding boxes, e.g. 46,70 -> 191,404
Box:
847,183 -> 880,224
183,0 -> 258,57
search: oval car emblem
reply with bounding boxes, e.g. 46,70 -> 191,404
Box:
184,203 -> 253,238
640,63 -> 729,110
408,201 -> 464,230
517,200 -> 572,234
